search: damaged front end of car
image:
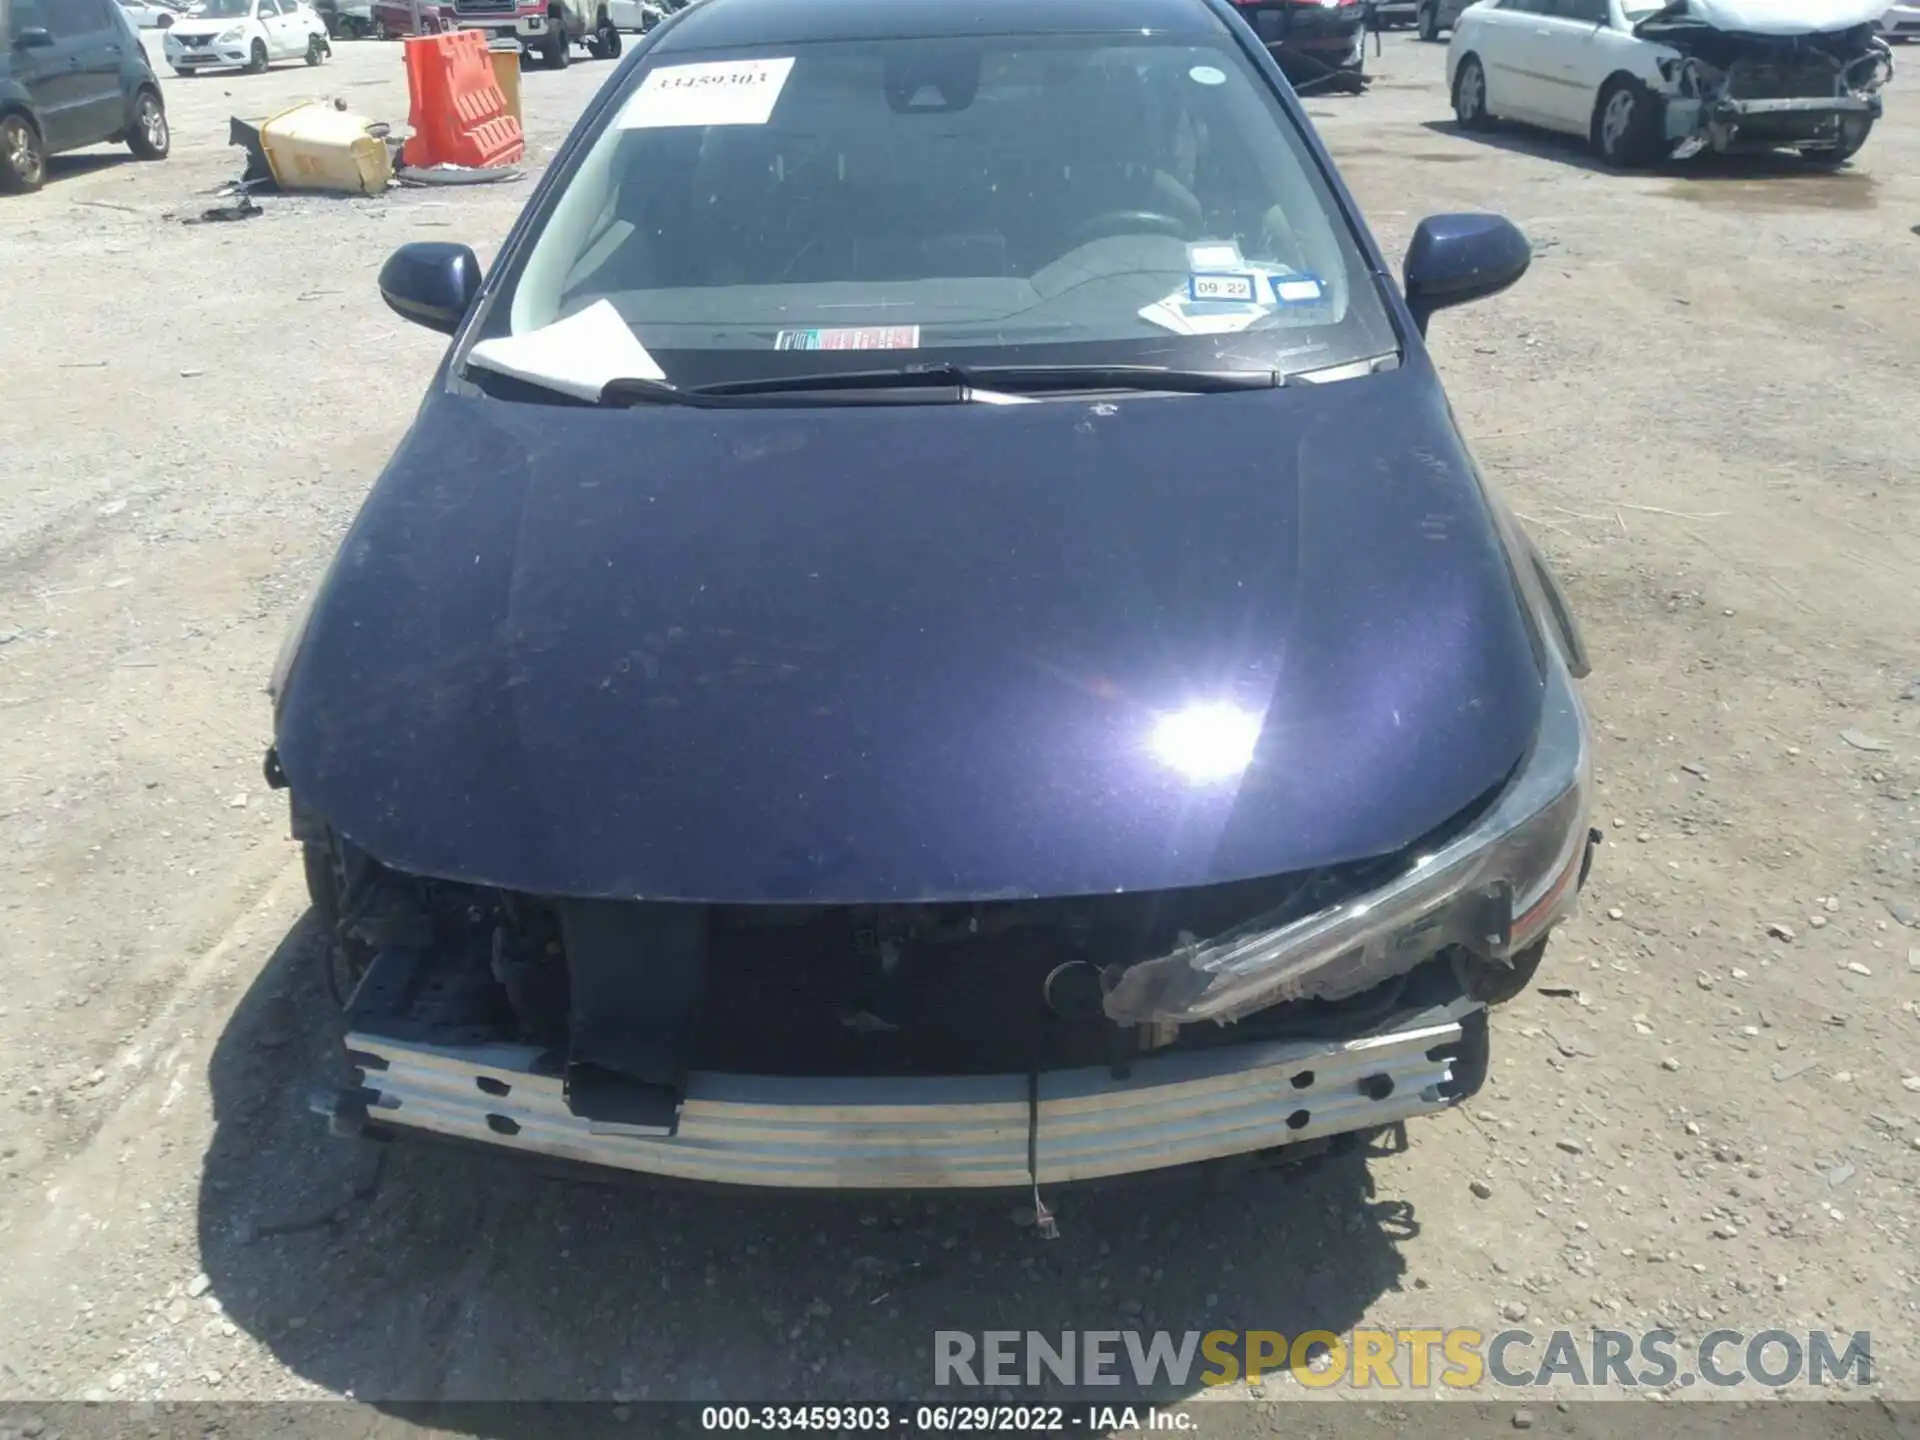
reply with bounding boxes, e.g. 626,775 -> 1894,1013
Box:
1638,4 -> 1893,160
272,641 -> 1594,1198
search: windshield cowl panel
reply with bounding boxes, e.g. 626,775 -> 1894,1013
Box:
463,28 -> 1396,394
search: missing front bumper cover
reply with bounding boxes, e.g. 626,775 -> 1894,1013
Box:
336,992 -> 1489,1188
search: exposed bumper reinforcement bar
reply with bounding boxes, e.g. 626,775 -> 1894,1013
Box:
1718,95 -> 1877,116
333,999 -> 1484,1188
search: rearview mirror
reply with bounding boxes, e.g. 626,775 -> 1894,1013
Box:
14,25 -> 54,45
1402,213 -> 1531,336
378,241 -> 483,335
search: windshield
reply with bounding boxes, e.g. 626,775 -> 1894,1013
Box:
198,0 -> 252,17
473,30 -> 1398,392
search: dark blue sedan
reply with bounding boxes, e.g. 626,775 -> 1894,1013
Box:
273,0 -> 1597,1197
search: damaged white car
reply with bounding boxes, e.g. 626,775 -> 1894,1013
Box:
1449,0 -> 1892,166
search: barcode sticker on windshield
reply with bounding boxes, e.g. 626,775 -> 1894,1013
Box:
1188,273 -> 1260,303
1270,274 -> 1326,304
775,326 -> 920,351
617,57 -> 796,129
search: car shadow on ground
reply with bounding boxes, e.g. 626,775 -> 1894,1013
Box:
1422,116 -> 1875,187
197,914 -> 1425,1417
44,152 -> 135,186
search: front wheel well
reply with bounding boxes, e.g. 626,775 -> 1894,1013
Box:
1592,71 -> 1654,124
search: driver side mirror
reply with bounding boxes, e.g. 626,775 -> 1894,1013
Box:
378,241 -> 483,335
13,25 -> 54,45
1402,213 -> 1531,336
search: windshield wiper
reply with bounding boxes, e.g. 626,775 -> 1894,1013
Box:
598,363 -> 1280,408
598,370 -> 970,408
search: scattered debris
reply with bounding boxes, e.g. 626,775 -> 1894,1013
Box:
1770,1057 -> 1820,1082
1470,1179 -> 1494,1199
1839,729 -> 1890,752
1766,922 -> 1796,942
181,197 -> 263,226
396,163 -> 526,187
1823,1161 -> 1855,1188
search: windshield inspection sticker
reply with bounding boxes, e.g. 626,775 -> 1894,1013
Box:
775,326 -> 921,351
1141,263 -> 1329,336
1186,240 -> 1244,270
1189,65 -> 1227,85
1188,272 -> 1260,304
617,57 -> 796,129
1270,274 -> 1327,304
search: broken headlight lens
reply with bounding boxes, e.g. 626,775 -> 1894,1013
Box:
1102,648 -> 1592,1026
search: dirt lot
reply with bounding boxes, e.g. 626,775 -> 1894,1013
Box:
0,25 -> 1916,1424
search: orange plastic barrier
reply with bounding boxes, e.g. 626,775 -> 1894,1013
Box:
402,30 -> 525,170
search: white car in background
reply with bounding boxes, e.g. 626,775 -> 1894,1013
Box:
606,0 -> 684,29
117,0 -> 187,27
1447,0 -> 1892,167
163,0 -> 331,73
1881,1 -> 1920,37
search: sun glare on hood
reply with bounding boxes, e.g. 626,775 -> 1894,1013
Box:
1149,701 -> 1263,783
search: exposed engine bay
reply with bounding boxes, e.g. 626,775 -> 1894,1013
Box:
1636,0 -> 1892,159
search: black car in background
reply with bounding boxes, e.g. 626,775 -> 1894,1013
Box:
1226,0 -> 1373,90
1,0 -> 169,191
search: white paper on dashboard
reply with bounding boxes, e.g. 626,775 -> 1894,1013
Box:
466,300 -> 666,401
617,57 -> 797,129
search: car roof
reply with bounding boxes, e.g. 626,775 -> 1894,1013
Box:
653,0 -> 1230,51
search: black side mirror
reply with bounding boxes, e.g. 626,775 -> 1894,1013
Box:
1402,213 -> 1531,336
378,241 -> 483,335
14,25 -> 55,45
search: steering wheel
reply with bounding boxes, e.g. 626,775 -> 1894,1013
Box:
1064,209 -> 1192,248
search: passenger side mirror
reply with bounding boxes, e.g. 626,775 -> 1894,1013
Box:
378,241 -> 483,335
14,25 -> 54,45
1401,213 -> 1532,336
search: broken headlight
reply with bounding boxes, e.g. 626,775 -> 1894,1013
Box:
1102,648 -> 1593,1026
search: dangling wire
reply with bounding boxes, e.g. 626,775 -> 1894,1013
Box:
1026,1069 -> 1059,1240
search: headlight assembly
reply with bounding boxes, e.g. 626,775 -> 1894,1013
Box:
1102,648 -> 1593,1027
217,24 -> 243,39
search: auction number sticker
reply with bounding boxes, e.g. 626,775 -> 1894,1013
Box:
1187,272 -> 1260,303
618,57 -> 796,129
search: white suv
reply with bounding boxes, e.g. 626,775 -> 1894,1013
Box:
164,0 -> 330,73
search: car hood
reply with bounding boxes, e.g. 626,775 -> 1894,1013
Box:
275,364 -> 1544,905
168,16 -> 246,32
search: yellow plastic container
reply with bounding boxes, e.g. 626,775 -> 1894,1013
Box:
488,42 -> 524,128
259,101 -> 394,196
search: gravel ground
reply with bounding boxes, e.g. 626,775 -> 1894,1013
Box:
0,26 -> 1917,1426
